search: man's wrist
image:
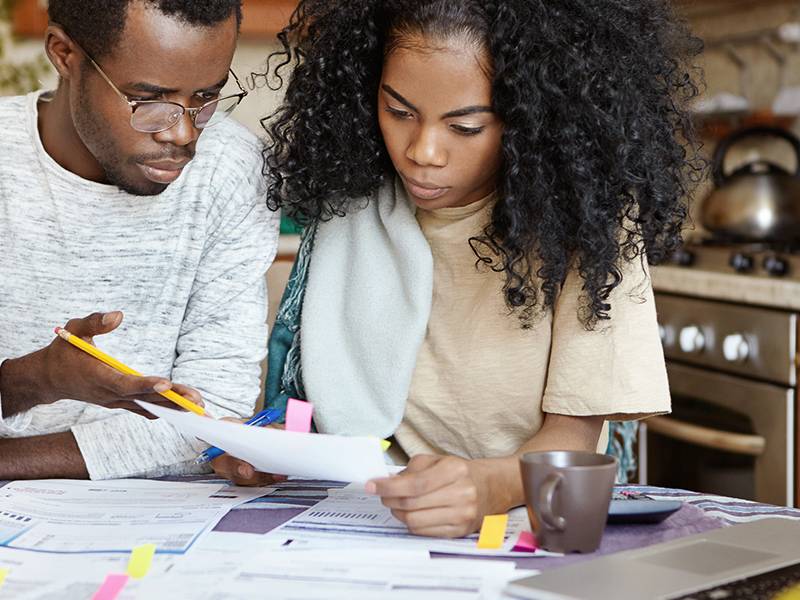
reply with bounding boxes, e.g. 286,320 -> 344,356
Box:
0,350 -> 53,418
0,432 -> 89,479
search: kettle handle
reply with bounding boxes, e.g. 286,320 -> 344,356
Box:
712,126 -> 800,187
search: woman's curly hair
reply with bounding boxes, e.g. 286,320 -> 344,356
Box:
263,0 -> 704,328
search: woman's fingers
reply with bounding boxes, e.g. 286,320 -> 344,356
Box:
390,503 -> 480,538
366,455 -> 465,498
403,454 -> 442,473
378,479 -> 478,512
367,455 -> 487,537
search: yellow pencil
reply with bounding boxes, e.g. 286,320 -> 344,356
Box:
54,327 -> 205,416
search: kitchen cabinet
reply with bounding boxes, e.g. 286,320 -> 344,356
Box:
241,0 -> 297,37
11,0 -> 298,38
10,0 -> 47,37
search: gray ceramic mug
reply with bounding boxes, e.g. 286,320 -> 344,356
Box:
519,451 -> 617,553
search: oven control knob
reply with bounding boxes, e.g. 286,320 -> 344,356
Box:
678,325 -> 705,353
763,255 -> 789,277
657,324 -> 674,346
729,253 -> 754,273
672,248 -> 695,267
722,333 -> 750,362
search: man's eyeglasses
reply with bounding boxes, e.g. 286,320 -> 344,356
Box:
74,40 -> 247,134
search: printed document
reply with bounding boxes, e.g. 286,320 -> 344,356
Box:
267,486 -> 554,557
136,401 -> 390,483
0,479 -> 268,554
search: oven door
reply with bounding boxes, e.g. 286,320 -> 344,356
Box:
641,363 -> 795,507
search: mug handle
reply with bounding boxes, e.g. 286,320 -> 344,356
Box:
538,472 -> 567,531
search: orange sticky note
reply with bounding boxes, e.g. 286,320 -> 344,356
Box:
477,514 -> 508,549
512,530 -> 538,552
285,398 -> 313,433
127,543 -> 156,579
92,574 -> 129,600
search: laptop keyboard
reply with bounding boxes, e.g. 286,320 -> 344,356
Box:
674,561 -> 800,599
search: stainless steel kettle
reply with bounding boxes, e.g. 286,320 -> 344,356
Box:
701,126 -> 800,243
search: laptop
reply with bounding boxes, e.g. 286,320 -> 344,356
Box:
505,518 -> 800,599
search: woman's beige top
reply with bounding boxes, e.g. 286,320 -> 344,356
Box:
393,194 -> 670,461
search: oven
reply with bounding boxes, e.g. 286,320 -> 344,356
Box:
642,292 -> 796,507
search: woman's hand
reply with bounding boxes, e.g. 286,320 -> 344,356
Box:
210,418 -> 286,486
365,454 -> 505,538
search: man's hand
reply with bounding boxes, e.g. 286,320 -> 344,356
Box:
365,454 -> 502,538
210,418 -> 285,486
0,311 -> 203,419
211,454 -> 283,486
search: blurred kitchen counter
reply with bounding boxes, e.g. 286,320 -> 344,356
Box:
651,264 -> 800,311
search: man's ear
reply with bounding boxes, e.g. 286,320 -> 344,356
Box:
44,25 -> 81,81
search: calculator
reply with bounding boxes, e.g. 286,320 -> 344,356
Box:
607,492 -> 682,524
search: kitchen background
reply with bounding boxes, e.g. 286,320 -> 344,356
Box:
2,0 -> 799,508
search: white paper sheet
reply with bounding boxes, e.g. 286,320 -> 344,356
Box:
136,401 -> 390,483
2,479 -> 244,507
268,487 -> 557,558
134,540 -> 531,600
0,532 -> 272,600
0,517 -> 537,600
216,555 -> 522,600
0,479 -> 269,554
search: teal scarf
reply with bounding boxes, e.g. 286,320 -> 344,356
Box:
264,224 -> 316,416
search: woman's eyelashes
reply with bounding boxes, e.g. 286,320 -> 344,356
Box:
449,124 -> 484,136
384,106 -> 485,136
385,105 -> 413,119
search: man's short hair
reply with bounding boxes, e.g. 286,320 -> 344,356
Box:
48,0 -> 243,59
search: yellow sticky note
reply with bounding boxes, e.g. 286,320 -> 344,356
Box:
380,439 -> 391,452
774,584 -> 800,600
477,514 -> 508,549
0,568 -> 8,589
127,543 -> 156,579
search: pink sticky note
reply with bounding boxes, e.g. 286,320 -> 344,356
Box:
285,398 -> 313,433
92,574 -> 129,600
512,531 -> 538,552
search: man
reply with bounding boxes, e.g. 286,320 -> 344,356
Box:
0,0 -> 278,479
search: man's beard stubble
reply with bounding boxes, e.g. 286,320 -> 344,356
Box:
74,86 -> 191,196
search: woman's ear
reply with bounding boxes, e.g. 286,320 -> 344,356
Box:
44,25 -> 81,81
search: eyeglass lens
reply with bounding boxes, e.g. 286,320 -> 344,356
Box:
130,95 -> 242,133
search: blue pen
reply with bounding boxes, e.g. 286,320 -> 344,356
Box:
195,407 -> 284,464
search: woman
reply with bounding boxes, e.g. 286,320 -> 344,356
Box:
214,0 -> 702,538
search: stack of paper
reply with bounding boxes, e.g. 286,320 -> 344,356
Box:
0,477 -> 545,599
261,484 -> 552,558
0,479 -> 268,554
134,536 -> 538,600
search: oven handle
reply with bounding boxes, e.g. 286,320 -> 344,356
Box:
646,416 -> 766,457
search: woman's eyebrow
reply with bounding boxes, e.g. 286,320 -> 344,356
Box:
441,105 -> 493,118
382,84 -> 492,119
381,84 -> 419,112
